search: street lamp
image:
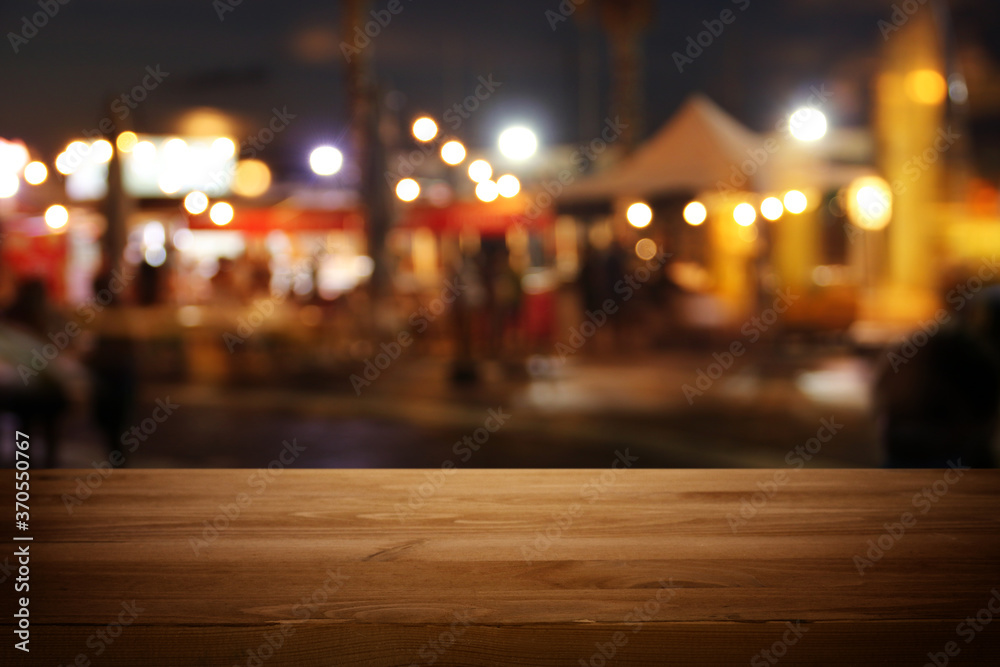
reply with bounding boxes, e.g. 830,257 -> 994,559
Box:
498,126 -> 537,160
309,146 -> 343,176
788,107 -> 828,142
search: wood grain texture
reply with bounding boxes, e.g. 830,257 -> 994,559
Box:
2,469 -> 999,665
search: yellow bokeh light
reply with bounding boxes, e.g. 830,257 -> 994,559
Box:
760,196 -> 783,221
232,159 -> 271,197
45,204 -> 69,229
635,238 -> 658,260
23,161 -> 47,185
626,202 -> 652,228
396,178 -> 420,202
846,176 -> 892,231
210,201 -> 234,226
468,160 -> 492,183
412,117 -> 438,142
733,202 -> 756,226
116,131 -> 138,153
783,190 -> 808,214
905,69 -> 947,105
440,140 -> 466,165
475,179 -> 499,202
496,174 -> 520,198
683,201 -> 707,226
183,191 -> 209,215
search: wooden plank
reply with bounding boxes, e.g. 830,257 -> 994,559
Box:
3,469 -> 999,665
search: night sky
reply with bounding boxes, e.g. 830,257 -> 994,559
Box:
1,0 -> 998,175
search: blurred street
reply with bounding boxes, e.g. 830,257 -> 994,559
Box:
29,346 -> 880,469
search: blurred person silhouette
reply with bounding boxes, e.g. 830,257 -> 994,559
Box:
0,278 -> 70,467
873,322 -> 999,468
85,269 -> 139,465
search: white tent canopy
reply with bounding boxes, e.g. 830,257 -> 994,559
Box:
561,93 -> 869,204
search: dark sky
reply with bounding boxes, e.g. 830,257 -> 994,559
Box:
1,0 -> 998,174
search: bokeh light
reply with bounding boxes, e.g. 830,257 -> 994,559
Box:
498,127 -> 538,160
846,176 -> 892,231
309,146 -> 343,176
232,159 -> 272,197
496,174 -> 520,198
23,161 -> 47,185
412,117 -> 438,142
788,107 -> 828,141
440,140 -> 466,165
91,139 -> 113,163
395,178 -> 420,202
468,159 -> 492,183
760,196 -> 784,221
45,204 -> 68,229
733,202 -> 756,226
210,201 -> 234,225
783,190 -> 808,214
475,179 -> 499,202
635,238 -> 658,260
683,201 -> 707,226
116,131 -> 138,153
905,69 -> 947,105
184,191 -> 209,215
0,173 -> 19,198
626,202 -> 652,228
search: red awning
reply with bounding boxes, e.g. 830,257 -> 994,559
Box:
398,198 -> 553,237
187,208 -> 364,234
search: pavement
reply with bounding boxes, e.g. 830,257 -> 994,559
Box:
19,344 -> 886,470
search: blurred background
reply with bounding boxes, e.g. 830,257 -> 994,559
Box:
1,0 -> 1000,469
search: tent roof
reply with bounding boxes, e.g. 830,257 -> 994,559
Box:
562,94 -> 767,203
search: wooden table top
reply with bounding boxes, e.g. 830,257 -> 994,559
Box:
4,468 -> 999,665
